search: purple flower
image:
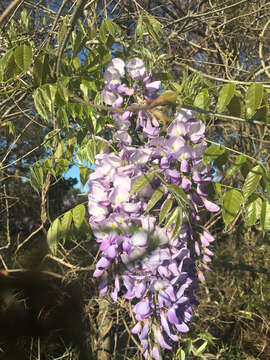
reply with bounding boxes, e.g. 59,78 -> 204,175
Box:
126,57 -> 146,80
117,83 -> 134,96
110,58 -> 125,76
133,298 -> 151,320
88,58 -> 219,358
189,121 -> 205,143
202,197 -> 220,212
155,327 -> 172,350
152,344 -> 161,360
145,81 -> 161,93
131,322 -> 142,334
104,67 -> 121,84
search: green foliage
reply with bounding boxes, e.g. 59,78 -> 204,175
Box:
245,194 -> 262,227
260,200 -> 270,231
72,204 -> 86,229
203,144 -> 225,164
47,217 -> 61,254
222,189 -> 243,229
14,44 -> 32,73
33,83 -> 57,121
145,186 -> 164,213
217,83 -> 236,113
168,184 -> 189,205
171,207 -> 183,239
159,197 -> 173,224
0,49 -> 20,81
242,165 -> 264,200
130,173 -> 154,195
246,83 -> 264,119
47,203 -> 88,254
30,163 -> 44,193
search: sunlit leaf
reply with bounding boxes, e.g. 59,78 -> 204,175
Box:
226,155 -> 247,177
164,207 -> 178,229
227,92 -> 244,118
168,184 -> 188,204
260,200 -> 270,231
246,83 -> 263,119
171,207 -> 183,239
242,165 -> 264,200
159,198 -> 173,224
61,211 -> 73,240
30,164 -> 44,193
130,173 -> 154,196
203,144 -> 225,164
80,166 -> 90,187
245,194 -> 262,227
47,218 -> 61,254
222,189 -> 243,228
217,84 -> 236,113
145,186 -> 164,213
72,204 -> 86,229
14,44 -> 32,73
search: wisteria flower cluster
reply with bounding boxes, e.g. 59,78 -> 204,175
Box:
88,57 -> 219,359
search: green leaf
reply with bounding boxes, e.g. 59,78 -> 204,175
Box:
72,31 -> 87,58
54,142 -> 64,159
203,145 -> 225,164
145,186 -> 164,213
72,204 -> 85,229
80,166 -> 90,187
246,83 -> 264,119
30,164 -> 44,193
43,158 -> 56,178
47,218 -> 61,254
164,207 -> 178,229
245,194 -> 262,227
252,90 -> 269,121
217,84 -> 236,113
194,89 -> 209,111
99,20 -> 108,43
33,88 -> 50,120
54,158 -> 69,176
55,84 -> 69,106
33,84 -> 57,120
145,15 -> 162,46
240,158 -> 253,179
104,19 -> 115,37
260,200 -> 270,231
168,184 -> 188,204
214,182 -> 222,198
242,165 -> 264,200
56,107 -> 69,129
222,189 -> 243,228
130,173 -> 154,196
227,93 -> 244,118
159,198 -> 173,224
196,341 -> 208,355
0,49 -> 20,81
178,349 -> 185,360
14,44 -> 32,72
226,155 -> 246,177
214,151 -> 228,171
61,210 -> 73,238
58,18 -> 68,46
135,15 -> 143,42
33,54 -> 49,86
171,207 -> 183,239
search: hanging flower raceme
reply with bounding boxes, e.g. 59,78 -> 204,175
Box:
88,57 -> 219,359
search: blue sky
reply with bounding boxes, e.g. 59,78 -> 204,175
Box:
64,165 -> 89,193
